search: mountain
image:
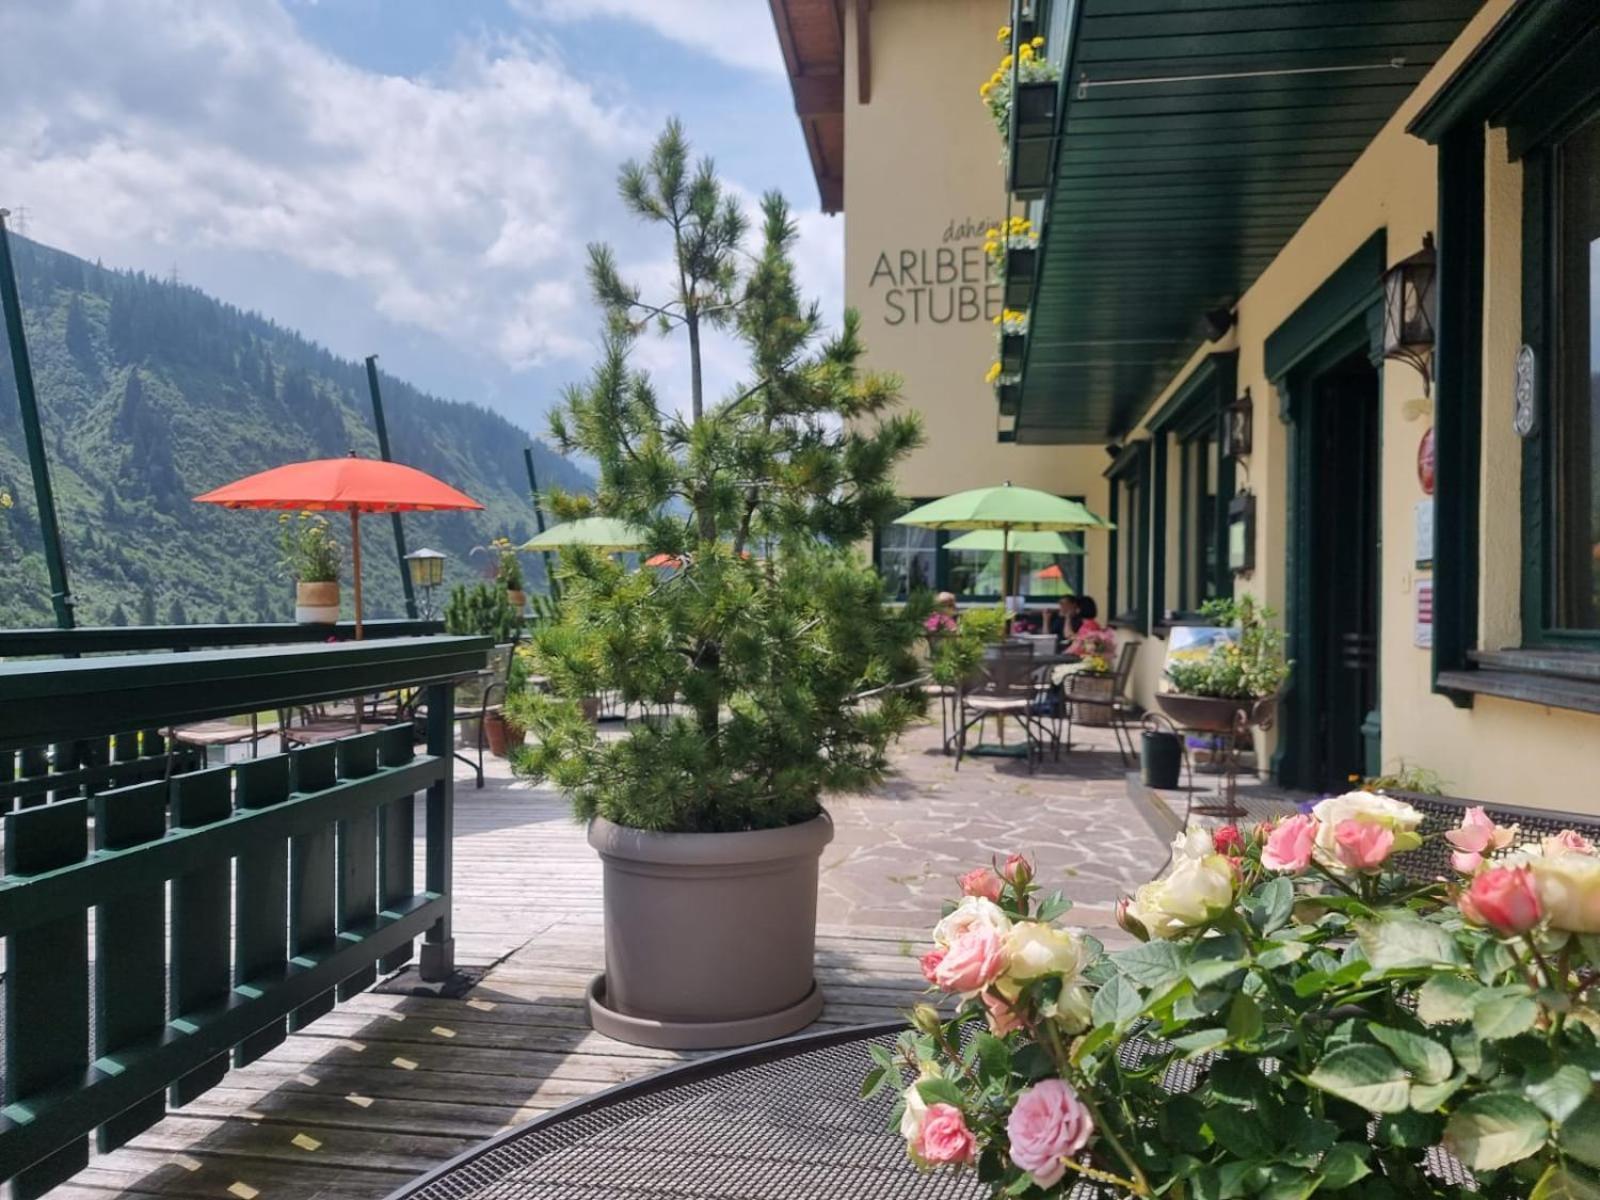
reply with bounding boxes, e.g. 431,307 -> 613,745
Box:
0,235 -> 591,628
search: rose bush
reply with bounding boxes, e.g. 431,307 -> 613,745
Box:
868,801 -> 1600,1198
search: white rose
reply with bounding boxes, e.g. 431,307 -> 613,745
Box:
1523,850 -> 1600,933
1172,827 -> 1214,863
1310,791 -> 1424,867
1053,984 -> 1093,1034
1125,852 -> 1235,939
932,895 -> 1013,948
1004,922 -> 1086,982
899,1083 -> 928,1146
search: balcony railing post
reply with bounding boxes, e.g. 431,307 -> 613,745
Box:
420,680 -> 456,981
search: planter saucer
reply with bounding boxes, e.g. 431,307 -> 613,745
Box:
586,974 -> 825,1051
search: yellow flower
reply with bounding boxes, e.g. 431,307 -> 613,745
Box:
1031,36 -> 1045,48
985,361 -> 1003,384
1019,43 -> 1034,61
996,24 -> 1011,42
979,81 -> 993,97
1000,53 -> 1013,69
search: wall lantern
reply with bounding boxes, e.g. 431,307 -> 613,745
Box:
1381,233 -> 1437,394
1227,492 -> 1256,576
1223,388 -> 1254,460
404,547 -> 447,618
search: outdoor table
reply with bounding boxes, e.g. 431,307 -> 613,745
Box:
384,1022 -> 1081,1200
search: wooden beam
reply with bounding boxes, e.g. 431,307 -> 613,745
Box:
791,72 -> 844,115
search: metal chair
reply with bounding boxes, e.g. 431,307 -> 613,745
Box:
955,643 -> 1051,773
1106,640 -> 1142,766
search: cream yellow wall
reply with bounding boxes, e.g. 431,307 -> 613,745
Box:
844,0 -> 1111,602
1116,0 -> 1600,811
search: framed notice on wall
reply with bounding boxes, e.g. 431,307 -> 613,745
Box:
1414,499 -> 1434,569
1415,578 -> 1434,649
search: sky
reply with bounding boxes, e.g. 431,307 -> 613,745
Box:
0,0 -> 842,434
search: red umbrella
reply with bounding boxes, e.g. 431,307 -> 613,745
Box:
196,456 -> 483,638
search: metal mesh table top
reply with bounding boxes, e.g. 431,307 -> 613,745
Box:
387,1022 -> 1107,1200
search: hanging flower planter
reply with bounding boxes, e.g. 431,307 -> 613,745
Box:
984,220 -> 1038,312
997,382 -> 1021,418
1000,333 -> 1025,374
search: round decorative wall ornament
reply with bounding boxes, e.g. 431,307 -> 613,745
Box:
1513,344 -> 1538,438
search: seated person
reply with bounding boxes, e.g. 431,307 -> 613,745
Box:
1064,595 -> 1104,654
1047,595 -> 1080,644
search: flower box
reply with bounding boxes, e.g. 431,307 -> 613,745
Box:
997,382 -> 1020,418
1003,247 -> 1037,309
1012,79 -> 1056,140
1154,691 -> 1276,735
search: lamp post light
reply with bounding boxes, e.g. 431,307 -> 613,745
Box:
1381,233 -> 1437,394
404,548 -> 447,620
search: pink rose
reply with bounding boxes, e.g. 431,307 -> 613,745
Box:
1444,807 -> 1517,873
915,1103 -> 977,1165
1000,853 -> 1033,886
933,926 -> 1007,996
919,947 -> 947,985
983,990 -> 1025,1036
1460,865 -> 1542,935
1262,814 -> 1316,873
1006,1078 -> 1093,1188
1543,829 -> 1595,858
1333,819 -> 1395,872
959,866 -> 1004,902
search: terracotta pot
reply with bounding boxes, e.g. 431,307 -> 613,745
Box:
484,713 -> 509,757
586,812 -> 834,1049
295,580 -> 339,624
506,588 -> 526,611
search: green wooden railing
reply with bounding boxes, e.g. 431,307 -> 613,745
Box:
0,618 -> 443,659
0,635 -> 489,1197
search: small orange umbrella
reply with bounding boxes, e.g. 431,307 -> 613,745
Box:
196,456 -> 483,637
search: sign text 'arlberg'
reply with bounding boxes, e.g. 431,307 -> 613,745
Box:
866,218 -> 1003,326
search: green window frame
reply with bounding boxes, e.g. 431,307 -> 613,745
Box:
1520,116 -> 1600,651
1104,443 -> 1150,628
1148,352 -> 1238,623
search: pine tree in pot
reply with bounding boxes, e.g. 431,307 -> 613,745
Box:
510,122 -> 927,1050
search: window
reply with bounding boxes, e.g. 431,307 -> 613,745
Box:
1148,352 -> 1236,620
1552,117 -> 1600,632
1105,443 -> 1150,625
874,499 -> 1088,603
875,520 -> 937,600
1525,112 -> 1600,645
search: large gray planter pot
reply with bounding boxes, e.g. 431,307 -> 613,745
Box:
586,812 -> 834,1050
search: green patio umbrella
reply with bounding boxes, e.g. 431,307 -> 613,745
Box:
520,517 -> 651,553
895,483 -> 1110,601
942,529 -> 1086,555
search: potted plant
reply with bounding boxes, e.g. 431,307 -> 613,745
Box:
495,537 -> 527,611
279,511 -> 340,624
979,26 -> 1060,200
1157,595 -> 1291,734
1065,625 -> 1118,726
985,217 -> 1040,311
511,121 -> 926,1050
486,648 -> 531,757
881,812 -> 1600,1198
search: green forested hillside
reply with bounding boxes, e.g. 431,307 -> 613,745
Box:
0,236 -> 590,627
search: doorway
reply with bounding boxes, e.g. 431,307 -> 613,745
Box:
1297,350 -> 1382,792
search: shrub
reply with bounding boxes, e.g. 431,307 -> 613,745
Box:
443,581 -> 521,643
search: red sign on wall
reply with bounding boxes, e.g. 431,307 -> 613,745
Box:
1417,426 -> 1436,495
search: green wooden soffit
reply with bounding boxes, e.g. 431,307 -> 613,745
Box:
1263,231 -> 1387,386
1016,0 -> 1478,444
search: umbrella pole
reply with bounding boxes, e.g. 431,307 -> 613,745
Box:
351,508 -> 364,641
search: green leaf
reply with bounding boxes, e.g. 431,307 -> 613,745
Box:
972,1032 -> 1011,1083
1244,876 -> 1294,935
1416,973 -> 1480,1025
1443,1093 -> 1550,1170
1561,1099 -> 1600,1170
1367,1024 -> 1453,1084
1525,1064 -> 1594,1124
915,1076 -> 964,1107
1356,915 -> 1464,973
1472,989 -> 1539,1041
1035,890 -> 1070,922
860,1066 -> 888,1099
1531,1165 -> 1600,1200
1226,992 -> 1264,1044
1474,936 -> 1518,983
1170,1027 -> 1231,1057
1378,1109 -> 1442,1149
1113,940 -> 1187,989
1409,1073 -> 1465,1112
1318,1143 -> 1372,1190
1305,1044 -> 1411,1114
1091,975 -> 1144,1028
1207,1106 -> 1273,1160
868,1043 -> 896,1071
1258,941 -> 1311,969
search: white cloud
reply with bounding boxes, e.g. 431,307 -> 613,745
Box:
514,0 -> 785,75
0,0 -> 643,375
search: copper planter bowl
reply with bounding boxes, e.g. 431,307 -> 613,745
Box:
1155,692 -> 1277,734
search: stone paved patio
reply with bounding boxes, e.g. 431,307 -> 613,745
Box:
822,719 -> 1167,941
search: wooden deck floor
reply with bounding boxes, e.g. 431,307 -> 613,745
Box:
50,758 -> 931,1200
